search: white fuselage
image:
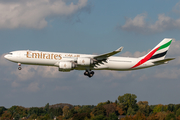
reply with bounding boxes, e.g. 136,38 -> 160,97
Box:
3,38 -> 174,77
4,50 -> 155,71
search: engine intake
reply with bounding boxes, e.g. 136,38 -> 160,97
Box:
77,58 -> 94,66
59,62 -> 76,72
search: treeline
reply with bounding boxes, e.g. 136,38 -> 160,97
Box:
1,93 -> 180,120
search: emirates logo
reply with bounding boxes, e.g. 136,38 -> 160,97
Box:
64,64 -> 66,67
82,60 -> 85,63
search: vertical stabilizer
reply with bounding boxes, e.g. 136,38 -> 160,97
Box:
147,38 -> 172,61
131,38 -> 172,68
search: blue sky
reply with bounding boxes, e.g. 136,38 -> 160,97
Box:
1,0 -> 180,108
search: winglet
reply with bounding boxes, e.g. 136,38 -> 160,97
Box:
116,47 -> 123,52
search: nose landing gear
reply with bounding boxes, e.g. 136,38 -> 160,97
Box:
18,63 -> 22,70
84,70 -> 94,78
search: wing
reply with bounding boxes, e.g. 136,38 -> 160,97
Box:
92,47 -> 123,65
93,47 -> 123,60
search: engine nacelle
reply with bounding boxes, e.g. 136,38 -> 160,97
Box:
77,58 -> 94,66
59,62 -> 76,72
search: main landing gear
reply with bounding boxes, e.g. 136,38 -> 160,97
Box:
84,70 -> 94,78
18,63 -> 22,70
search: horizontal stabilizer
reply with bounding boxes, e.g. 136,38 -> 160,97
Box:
153,58 -> 175,64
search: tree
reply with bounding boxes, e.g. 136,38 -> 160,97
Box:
133,112 -> 146,120
155,112 -> 167,120
106,100 -> 111,104
97,102 -> 107,106
116,106 -> 124,115
147,113 -> 156,120
153,104 -> 164,113
176,108 -> 180,117
74,106 -> 80,112
8,106 -> 27,118
137,101 -> 152,116
127,107 -> 135,115
68,108 -> 77,118
115,100 -> 118,104
43,113 -> 50,120
92,105 -> 106,116
63,106 -> 70,119
0,107 -> 7,116
165,112 -> 176,120
175,104 -> 180,113
167,104 -> 175,112
118,93 -> 138,113
91,114 -> 106,120
49,112 -> 54,119
28,113 -> 38,119
103,104 -> 116,117
44,103 -> 50,113
14,114 -> 20,120
1,111 -> 12,120
49,107 -> 63,116
108,113 -> 118,120
73,113 -> 89,120
120,115 -> 134,120
78,106 -> 92,115
28,107 -> 45,116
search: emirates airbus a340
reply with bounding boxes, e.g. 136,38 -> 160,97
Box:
4,38 -> 174,78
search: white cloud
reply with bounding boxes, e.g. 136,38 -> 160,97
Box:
36,66 -> 65,78
54,86 -> 72,91
154,68 -> 180,79
0,0 -> 89,29
168,39 -> 180,57
121,13 -> 147,32
120,13 -> 180,33
98,70 -> 131,82
149,14 -> 180,32
121,51 -> 148,58
11,65 -> 73,80
0,54 -> 12,66
120,2 -> 180,34
27,82 -> 40,92
138,75 -> 148,82
11,66 -> 37,81
173,1 -> 180,14
11,81 -> 20,88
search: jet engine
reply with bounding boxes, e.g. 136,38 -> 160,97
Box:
59,62 -> 76,72
77,58 -> 94,66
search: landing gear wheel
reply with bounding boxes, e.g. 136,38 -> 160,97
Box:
84,70 -> 95,78
88,71 -> 94,78
91,71 -> 94,75
18,63 -> 22,70
18,67 -> 22,70
84,72 -> 88,76
88,74 -> 93,78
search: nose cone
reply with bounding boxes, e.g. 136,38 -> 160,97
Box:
4,54 -> 11,60
4,54 -> 8,59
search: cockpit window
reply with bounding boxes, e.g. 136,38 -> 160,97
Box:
8,53 -> 13,55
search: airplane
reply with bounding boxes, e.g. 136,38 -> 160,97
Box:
4,38 -> 175,78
